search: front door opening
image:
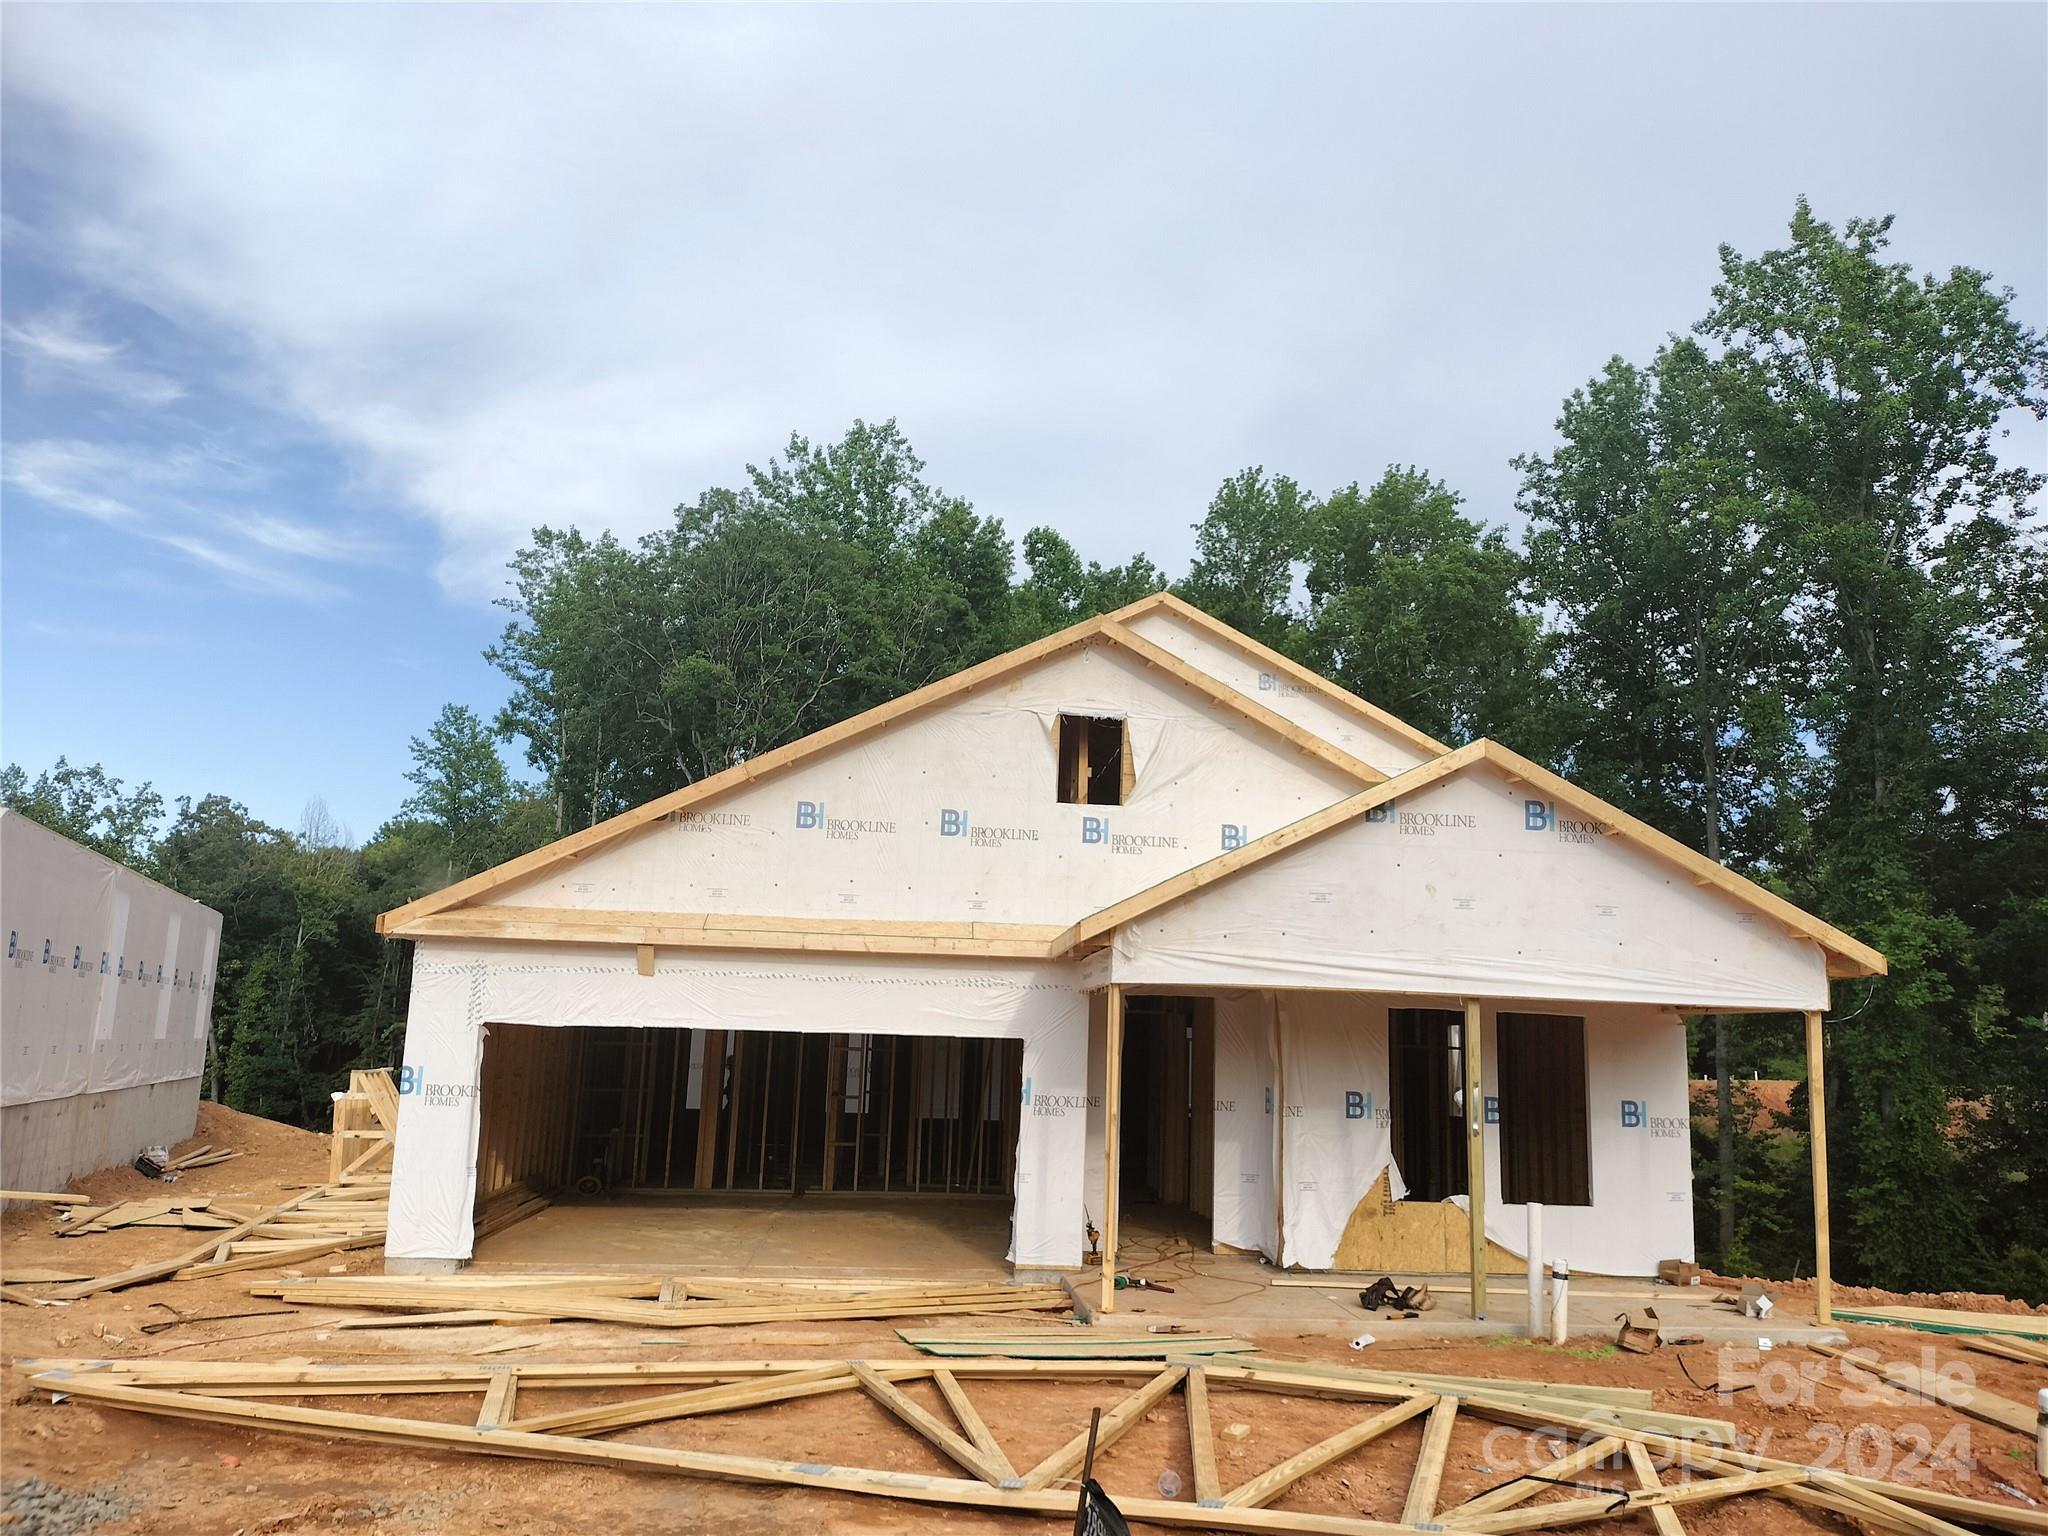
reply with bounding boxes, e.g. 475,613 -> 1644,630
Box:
1389,1007 -> 1469,1202
1116,995 -> 1213,1243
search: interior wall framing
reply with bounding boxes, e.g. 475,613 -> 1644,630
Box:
477,1021 -> 1024,1201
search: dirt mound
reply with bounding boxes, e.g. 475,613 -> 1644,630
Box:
1705,1269 -> 2048,1317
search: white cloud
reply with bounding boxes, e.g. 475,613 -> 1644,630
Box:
1,435 -> 368,596
2,5 -> 2041,605
3,306 -> 185,405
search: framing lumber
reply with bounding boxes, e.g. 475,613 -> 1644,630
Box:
1019,1365 -> 1186,1491
24,1371 -> 1423,1536
0,1190 -> 91,1204
1441,1437 -> 1625,1521
850,1360 -> 1015,1487
1400,1396 -> 1459,1524
377,597 -> 1395,939
51,1186 -> 328,1298
1464,997 -> 1487,1320
1226,1395 -> 1435,1510
397,907 -> 1068,959
1187,1366 -> 1222,1507
1806,1007 -> 1832,1323
1444,1469 -> 1806,1534
477,1370 -> 518,1429
931,1368 -> 1018,1484
27,1353 -> 2048,1536
1109,591 -> 1451,760
1097,619 -> 1384,786
1623,1441 -> 1687,1536
1055,740 -> 1886,978
508,1365 -> 859,1437
1812,1343 -> 2036,1435
1101,981 -> 1124,1314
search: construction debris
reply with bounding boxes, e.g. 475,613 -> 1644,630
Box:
1614,1309 -> 1661,1354
249,1273 -> 1071,1329
134,1143 -> 243,1179
899,1329 -> 1254,1359
1832,1303 -> 2048,1339
21,1353 -> 2042,1536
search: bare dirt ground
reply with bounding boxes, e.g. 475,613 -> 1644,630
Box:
4,1107 -> 2045,1535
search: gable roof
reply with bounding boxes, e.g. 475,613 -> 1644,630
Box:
377,595 -> 1405,936
1058,738 -> 1888,981
1109,591 -> 1452,760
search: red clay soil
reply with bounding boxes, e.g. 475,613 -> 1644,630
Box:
3,1108 -> 2045,1535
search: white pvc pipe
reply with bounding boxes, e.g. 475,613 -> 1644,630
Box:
1526,1203 -> 1546,1340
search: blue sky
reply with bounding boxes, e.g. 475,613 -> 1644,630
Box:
3,3 -> 2043,841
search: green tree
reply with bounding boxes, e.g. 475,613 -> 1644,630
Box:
1178,468 -> 1311,650
402,703 -> 522,880
0,758 -> 163,865
1301,467 -> 1551,748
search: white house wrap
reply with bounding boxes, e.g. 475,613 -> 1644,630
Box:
377,594 -> 1883,1289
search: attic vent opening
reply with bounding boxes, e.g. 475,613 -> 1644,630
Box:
1057,714 -> 1129,806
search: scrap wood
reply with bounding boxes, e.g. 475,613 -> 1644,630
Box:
1968,1335 -> 2048,1368
1238,1354 -> 1658,1411
0,1284 -> 62,1306
0,1267 -> 93,1284
0,1190 -> 92,1204
898,1328 -> 1256,1359
249,1276 -> 1072,1329
1833,1304 -> 2048,1340
31,1352 -> 2044,1536
1812,1342 -> 2037,1436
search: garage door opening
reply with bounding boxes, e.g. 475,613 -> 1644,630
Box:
475,1022 -> 1023,1201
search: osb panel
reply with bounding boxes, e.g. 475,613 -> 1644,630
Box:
1330,1170 -> 1525,1274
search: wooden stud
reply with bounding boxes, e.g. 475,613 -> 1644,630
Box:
1400,1396 -> 1459,1524
1101,984 -> 1125,1313
849,1361 -> 1014,1487
1624,1440 -> 1688,1536
1806,1007 -> 1832,1324
695,1029 -> 724,1190
931,1369 -> 1017,1483
1225,1395 -> 1436,1510
1186,1366 -> 1222,1507
1463,998 -> 1487,1321
1019,1366 -> 1186,1491
476,1371 -> 518,1429
512,1365 -> 859,1438
1448,1469 -> 1806,1534
1439,1436 -> 1626,1520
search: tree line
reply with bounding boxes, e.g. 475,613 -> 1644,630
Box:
7,202 -> 2043,1298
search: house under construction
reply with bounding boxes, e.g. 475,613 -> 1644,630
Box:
376,593 -> 1882,1316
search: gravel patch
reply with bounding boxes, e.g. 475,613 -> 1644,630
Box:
1,1478 -> 135,1536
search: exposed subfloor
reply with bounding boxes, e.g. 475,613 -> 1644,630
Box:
471,1193 -> 1015,1278
468,1195 -> 1842,1344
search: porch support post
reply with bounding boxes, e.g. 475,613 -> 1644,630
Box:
1805,1007 -> 1832,1323
1463,998 -> 1486,1320
1101,983 -> 1125,1314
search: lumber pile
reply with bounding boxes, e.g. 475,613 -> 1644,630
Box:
21,1353 -> 2047,1536
900,1328 -> 1255,1359
137,1143 -> 242,1178
57,1197 -> 260,1234
1832,1302 -> 2048,1340
329,1067 -> 400,1182
249,1272 -> 1072,1329
1968,1334 -> 2048,1368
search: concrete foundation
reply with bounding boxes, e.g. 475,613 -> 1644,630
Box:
1,1076 -> 202,1197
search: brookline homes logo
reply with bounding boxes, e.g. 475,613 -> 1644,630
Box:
1019,1075 -> 1099,1118
1621,1099 -> 1687,1139
795,801 -> 897,842
671,809 -> 753,832
1080,816 -> 1183,857
939,809 -> 1040,848
1257,670 -> 1308,699
396,1065 -> 481,1109
1525,800 -> 1601,844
